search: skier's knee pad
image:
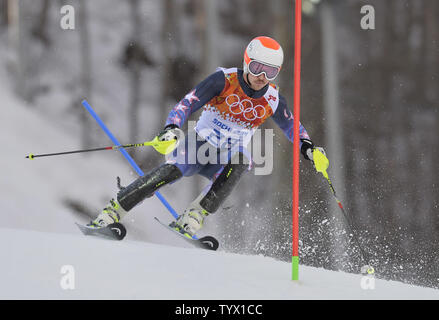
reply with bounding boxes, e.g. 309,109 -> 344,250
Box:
200,152 -> 248,213
117,163 -> 182,211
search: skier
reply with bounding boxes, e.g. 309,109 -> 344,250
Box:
89,36 -> 327,238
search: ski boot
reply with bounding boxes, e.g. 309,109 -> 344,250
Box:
172,207 -> 209,238
88,198 -> 127,228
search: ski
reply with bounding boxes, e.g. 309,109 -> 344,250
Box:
75,222 -> 127,241
154,217 -> 219,251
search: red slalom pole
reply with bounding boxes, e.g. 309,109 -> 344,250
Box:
292,0 -> 302,281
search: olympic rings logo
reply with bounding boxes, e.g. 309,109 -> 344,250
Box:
225,94 -> 266,121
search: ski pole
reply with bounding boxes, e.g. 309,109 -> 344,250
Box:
313,149 -> 374,274
26,138 -> 176,159
25,143 -> 146,160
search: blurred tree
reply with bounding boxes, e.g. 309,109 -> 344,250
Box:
202,0 -> 219,76
160,0 -> 175,133
77,0 -> 92,149
0,0 -> 7,26
320,0 -> 349,271
31,0 -> 50,46
121,0 -> 153,153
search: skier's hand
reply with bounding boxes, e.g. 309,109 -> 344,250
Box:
157,124 -> 184,142
300,138 -> 315,160
301,139 -> 329,173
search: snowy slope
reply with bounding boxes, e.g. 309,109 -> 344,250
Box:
1,227 -> 438,300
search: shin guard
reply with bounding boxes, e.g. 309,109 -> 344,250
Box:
199,153 -> 248,213
117,163 -> 182,211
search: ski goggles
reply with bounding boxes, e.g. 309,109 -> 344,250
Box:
248,60 -> 280,80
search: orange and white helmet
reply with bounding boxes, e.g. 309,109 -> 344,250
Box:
243,36 -> 284,80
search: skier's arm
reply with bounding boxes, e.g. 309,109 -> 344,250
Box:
271,95 -> 315,160
164,70 -> 226,129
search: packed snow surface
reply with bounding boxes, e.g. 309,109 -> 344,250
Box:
1,227 -> 438,299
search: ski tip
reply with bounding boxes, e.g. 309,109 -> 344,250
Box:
75,222 -> 90,235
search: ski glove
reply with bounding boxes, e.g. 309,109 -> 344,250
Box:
300,139 -> 315,160
158,124 -> 184,143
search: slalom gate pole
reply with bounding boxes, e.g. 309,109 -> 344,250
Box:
81,100 -> 183,225
292,0 -> 302,281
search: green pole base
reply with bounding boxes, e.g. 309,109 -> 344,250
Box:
292,256 -> 299,280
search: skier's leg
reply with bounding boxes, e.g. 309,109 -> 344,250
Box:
175,150 -> 250,236
90,163 -> 183,227
116,163 -> 183,211
200,151 -> 249,213
90,129 -> 205,227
